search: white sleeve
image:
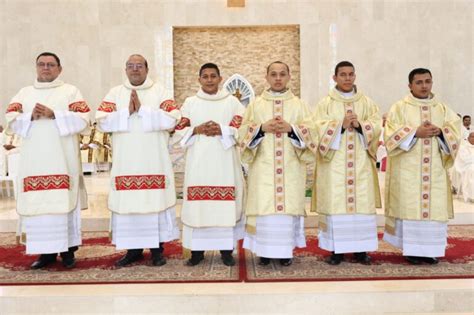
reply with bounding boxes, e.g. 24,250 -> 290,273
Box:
179,128 -> 196,148
290,124 -> 306,149
98,108 -> 130,132
437,136 -> 450,154
358,132 -> 368,150
219,124 -> 237,150
330,125 -> 343,150
399,131 -> 417,151
10,112 -> 33,138
248,127 -> 264,149
54,110 -> 88,136
138,106 -> 177,132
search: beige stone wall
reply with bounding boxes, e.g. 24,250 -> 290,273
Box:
173,25 -> 300,106
1,0 -> 473,124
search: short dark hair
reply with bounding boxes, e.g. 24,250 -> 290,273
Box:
36,52 -> 61,66
266,61 -> 290,74
199,63 -> 220,76
334,61 -> 354,75
463,115 -> 471,120
408,68 -> 432,83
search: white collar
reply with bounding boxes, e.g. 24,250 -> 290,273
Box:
124,77 -> 154,90
196,88 -> 230,101
34,78 -> 64,89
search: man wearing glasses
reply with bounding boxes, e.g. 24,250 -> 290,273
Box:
96,54 -> 181,267
5,52 -> 90,269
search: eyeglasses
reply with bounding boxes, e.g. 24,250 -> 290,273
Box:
126,63 -> 145,70
36,62 -> 58,68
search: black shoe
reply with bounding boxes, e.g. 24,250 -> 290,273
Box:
353,252 -> 371,265
186,251 -> 204,266
258,257 -> 271,266
60,251 -> 76,269
30,254 -> 57,270
221,252 -> 236,266
151,246 -> 167,266
279,258 -> 293,266
326,253 -> 344,265
151,254 -> 167,266
405,256 -> 422,265
115,250 -> 144,267
420,257 -> 439,265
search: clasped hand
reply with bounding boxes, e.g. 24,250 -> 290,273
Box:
342,112 -> 359,129
415,121 -> 441,138
31,103 -> 55,120
261,117 -> 292,133
193,120 -> 222,136
129,90 -> 141,115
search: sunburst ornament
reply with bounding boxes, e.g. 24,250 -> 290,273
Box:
223,74 -> 255,107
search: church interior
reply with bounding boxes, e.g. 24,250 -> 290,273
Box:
0,0 -> 473,314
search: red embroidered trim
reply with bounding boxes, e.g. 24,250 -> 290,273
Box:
319,121 -> 338,156
68,101 -> 91,113
442,126 -> 460,157
297,124 -> 317,154
229,115 -> 243,128
273,99 -> 285,212
420,105 -> 432,220
159,99 -> 178,112
385,126 -> 413,152
175,117 -> 190,131
345,103 -> 357,214
6,103 -> 23,113
23,174 -> 70,192
97,101 -> 117,113
240,123 -> 259,149
187,186 -> 235,201
361,121 -> 374,145
115,175 -> 166,190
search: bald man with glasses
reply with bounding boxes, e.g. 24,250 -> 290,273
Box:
96,54 -> 181,267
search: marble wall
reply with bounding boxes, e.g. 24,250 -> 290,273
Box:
0,0 -> 473,125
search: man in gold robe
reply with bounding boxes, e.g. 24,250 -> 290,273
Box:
239,61 -> 316,266
312,61 -> 382,265
383,68 -> 461,264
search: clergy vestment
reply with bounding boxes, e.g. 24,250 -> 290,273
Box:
5,79 -> 90,254
80,125 -> 97,174
383,93 -> 461,257
96,78 -> 180,250
175,89 -> 245,251
311,88 -> 382,254
0,132 -> 21,177
238,89 -> 317,259
454,139 -> 474,202
92,127 -> 112,172
462,126 -> 470,140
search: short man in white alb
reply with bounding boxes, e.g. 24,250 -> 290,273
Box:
96,54 -> 180,267
175,63 -> 245,266
5,52 -> 90,269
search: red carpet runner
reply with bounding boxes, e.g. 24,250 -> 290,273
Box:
0,226 -> 472,285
